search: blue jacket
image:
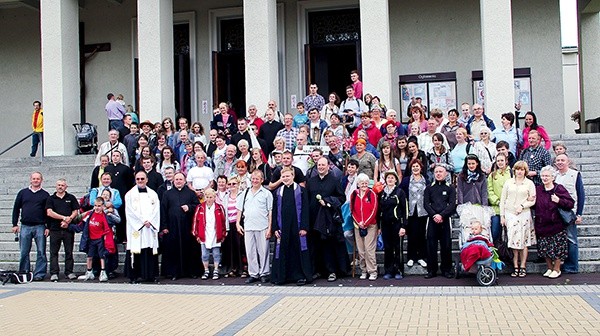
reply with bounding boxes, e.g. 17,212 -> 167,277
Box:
88,187 -> 122,209
466,114 -> 496,134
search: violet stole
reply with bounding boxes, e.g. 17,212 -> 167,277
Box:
275,185 -> 306,259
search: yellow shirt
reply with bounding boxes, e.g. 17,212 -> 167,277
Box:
32,108 -> 44,133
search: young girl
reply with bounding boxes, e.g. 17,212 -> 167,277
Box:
374,141 -> 401,183
426,133 -> 453,183
393,136 -> 410,174
156,146 -> 181,179
487,153 -> 512,243
190,122 -> 207,145
192,188 -> 227,280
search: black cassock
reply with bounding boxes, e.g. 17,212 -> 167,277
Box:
271,184 -> 312,285
160,186 -> 201,278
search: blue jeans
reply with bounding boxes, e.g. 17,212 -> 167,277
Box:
30,132 -> 43,156
562,224 -> 579,273
490,215 -> 501,244
19,225 -> 47,278
109,119 -> 124,131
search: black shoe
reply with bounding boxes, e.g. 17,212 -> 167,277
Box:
443,272 -> 454,279
153,278 -> 160,284
191,275 -> 199,279
171,277 -> 177,281
425,273 -> 437,279
108,272 -> 118,280
296,278 -> 307,286
33,276 -> 44,281
260,276 -> 269,283
29,153 -> 35,157
245,277 -> 259,284
312,272 -> 321,280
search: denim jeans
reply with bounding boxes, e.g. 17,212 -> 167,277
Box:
109,119 -> 124,132
19,225 -> 47,279
562,223 -> 579,273
30,132 -> 43,156
490,215 -> 501,244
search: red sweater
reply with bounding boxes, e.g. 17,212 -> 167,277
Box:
350,189 -> 379,227
352,121 -> 382,147
192,202 -> 227,243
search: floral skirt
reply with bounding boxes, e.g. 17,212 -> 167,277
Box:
505,211 -> 536,249
537,230 -> 568,260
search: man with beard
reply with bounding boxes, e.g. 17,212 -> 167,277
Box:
271,167 -> 312,285
306,157 -> 348,281
105,150 -> 134,243
125,171 -> 160,283
160,172 -> 201,280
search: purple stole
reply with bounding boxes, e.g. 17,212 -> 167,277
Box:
275,183 -> 307,259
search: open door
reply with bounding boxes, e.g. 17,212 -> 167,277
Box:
304,42 -> 360,98
212,50 -> 246,119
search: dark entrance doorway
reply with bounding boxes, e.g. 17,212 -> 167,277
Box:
305,8 -> 361,98
212,18 -> 246,119
174,23 -> 191,122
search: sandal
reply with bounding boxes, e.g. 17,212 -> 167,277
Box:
511,268 -> 520,278
201,271 -> 210,280
518,268 -> 527,278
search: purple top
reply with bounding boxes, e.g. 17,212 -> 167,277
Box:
534,184 -> 575,237
105,100 -> 126,121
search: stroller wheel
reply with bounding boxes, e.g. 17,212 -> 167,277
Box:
476,266 -> 496,286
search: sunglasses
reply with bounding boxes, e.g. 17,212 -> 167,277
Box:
136,178 -> 146,181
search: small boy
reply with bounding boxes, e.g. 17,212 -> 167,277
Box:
78,198 -> 116,282
293,102 -> 308,128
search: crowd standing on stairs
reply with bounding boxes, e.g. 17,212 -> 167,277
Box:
13,72 -> 586,283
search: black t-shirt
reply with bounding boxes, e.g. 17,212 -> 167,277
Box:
45,192 -> 80,231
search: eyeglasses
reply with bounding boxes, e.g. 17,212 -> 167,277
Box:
136,178 -> 146,181
227,183 -> 238,186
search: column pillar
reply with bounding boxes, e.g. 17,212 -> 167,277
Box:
360,0 -> 392,105
137,0 -> 175,122
480,0 -> 515,123
40,0 -> 80,156
579,12 -> 600,123
243,0 -> 279,108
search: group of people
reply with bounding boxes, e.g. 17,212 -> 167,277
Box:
15,70 -> 584,284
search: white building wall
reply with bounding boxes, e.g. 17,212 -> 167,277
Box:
0,0 -> 568,157
562,49 -> 580,134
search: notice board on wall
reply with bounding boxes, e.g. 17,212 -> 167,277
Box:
399,72 -> 457,121
472,68 -> 532,115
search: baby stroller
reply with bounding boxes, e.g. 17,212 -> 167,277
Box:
454,204 -> 501,286
72,123 -> 98,154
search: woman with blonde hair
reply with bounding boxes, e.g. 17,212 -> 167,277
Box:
500,160 -> 536,277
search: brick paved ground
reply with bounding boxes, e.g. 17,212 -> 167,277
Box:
1,283 -> 599,335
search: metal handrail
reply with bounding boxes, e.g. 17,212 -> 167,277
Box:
0,132 -> 44,162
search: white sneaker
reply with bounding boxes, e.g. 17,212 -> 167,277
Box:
368,273 -> 378,281
78,271 -> 95,281
417,259 -> 428,267
543,269 -> 552,277
67,273 -> 77,280
407,260 -> 414,267
50,274 -> 59,282
359,273 -> 368,280
99,270 -> 108,282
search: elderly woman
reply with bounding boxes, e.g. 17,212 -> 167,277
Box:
535,166 -> 575,279
472,126 -> 497,175
500,160 -> 537,278
220,176 -> 247,277
450,127 -> 470,176
321,113 -> 347,145
399,159 -> 428,268
350,173 -> 379,280
350,138 -> 377,180
377,170 -> 407,280
350,129 -> 380,159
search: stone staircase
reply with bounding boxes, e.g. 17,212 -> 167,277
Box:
0,133 -> 598,276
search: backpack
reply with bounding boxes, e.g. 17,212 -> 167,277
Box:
0,270 -> 33,285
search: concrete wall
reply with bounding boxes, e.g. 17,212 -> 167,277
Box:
562,48 -> 581,134
0,7 -> 42,157
0,0 -> 567,157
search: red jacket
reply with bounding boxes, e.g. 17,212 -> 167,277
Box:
352,121 -> 382,147
192,202 -> 227,243
350,189 -> 379,227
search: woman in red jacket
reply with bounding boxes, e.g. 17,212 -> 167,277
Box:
192,188 -> 227,280
351,173 -> 379,280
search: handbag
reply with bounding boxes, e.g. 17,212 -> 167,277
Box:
558,207 -> 576,227
238,188 -> 250,228
495,227 -> 513,263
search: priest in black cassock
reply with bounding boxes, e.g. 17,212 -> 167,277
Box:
306,157 -> 348,282
160,172 -> 201,280
271,167 -> 312,285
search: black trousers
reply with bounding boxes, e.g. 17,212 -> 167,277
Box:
406,214 -> 428,262
49,230 -> 74,276
381,220 -> 402,275
426,217 -> 452,274
322,236 -> 350,276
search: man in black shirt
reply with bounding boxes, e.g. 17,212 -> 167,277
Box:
258,108 -> 284,154
423,165 -> 456,279
12,172 -> 50,281
46,178 -> 80,282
